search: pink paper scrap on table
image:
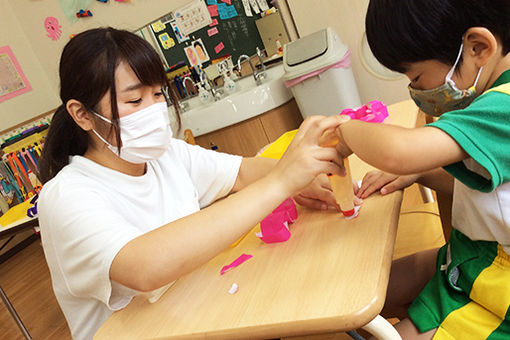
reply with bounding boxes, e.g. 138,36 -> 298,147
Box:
220,254 -> 253,275
255,198 -> 297,244
340,100 -> 389,123
207,27 -> 219,37
221,0 -> 232,4
209,18 -> 219,26
214,42 -> 225,54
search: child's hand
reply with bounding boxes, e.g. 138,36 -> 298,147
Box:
270,115 -> 348,197
356,170 -> 419,199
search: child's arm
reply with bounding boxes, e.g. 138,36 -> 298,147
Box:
338,120 -> 469,175
357,167 -> 454,199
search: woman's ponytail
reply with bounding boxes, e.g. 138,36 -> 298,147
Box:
39,105 -> 88,184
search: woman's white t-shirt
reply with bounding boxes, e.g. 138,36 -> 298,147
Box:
38,138 -> 242,340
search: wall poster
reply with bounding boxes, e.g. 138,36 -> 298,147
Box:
0,46 -> 32,103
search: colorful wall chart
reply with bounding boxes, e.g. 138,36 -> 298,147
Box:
174,0 -> 212,36
151,0 -> 268,70
0,46 -> 32,103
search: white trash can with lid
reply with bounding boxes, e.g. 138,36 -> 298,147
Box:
283,27 -> 361,118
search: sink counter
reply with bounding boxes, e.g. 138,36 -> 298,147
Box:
170,64 -> 293,139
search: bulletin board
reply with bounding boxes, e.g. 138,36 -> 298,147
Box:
0,46 -> 32,103
150,0 -> 267,70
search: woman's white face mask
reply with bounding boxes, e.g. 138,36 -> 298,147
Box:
92,102 -> 172,164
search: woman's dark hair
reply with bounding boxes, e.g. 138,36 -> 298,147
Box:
40,27 -> 180,183
366,0 -> 510,73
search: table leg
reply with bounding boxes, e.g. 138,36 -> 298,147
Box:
361,315 -> 402,340
0,285 -> 32,340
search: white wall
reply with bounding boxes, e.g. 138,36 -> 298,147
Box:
1,0 -> 411,131
1,0 -> 191,131
286,0 -> 410,106
8,0 -> 192,90
0,0 -> 59,130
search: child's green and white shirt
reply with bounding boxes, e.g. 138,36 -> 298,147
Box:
428,69 -> 510,253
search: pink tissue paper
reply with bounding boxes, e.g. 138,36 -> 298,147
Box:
256,198 -> 297,244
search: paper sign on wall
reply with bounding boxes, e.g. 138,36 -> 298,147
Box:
217,3 -> 238,19
207,27 -> 219,36
158,33 -> 176,49
151,20 -> 166,33
58,0 -> 93,23
214,42 -> 225,54
184,38 -> 210,66
170,19 -> 189,43
0,46 -> 32,103
44,17 -> 62,41
208,5 -> 219,17
175,0 -> 213,36
241,0 -> 252,16
256,0 -> 269,11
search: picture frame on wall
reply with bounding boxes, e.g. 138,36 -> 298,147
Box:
0,45 -> 32,103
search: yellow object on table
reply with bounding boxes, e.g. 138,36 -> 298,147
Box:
229,130 -> 297,248
0,200 -> 33,228
258,130 -> 298,160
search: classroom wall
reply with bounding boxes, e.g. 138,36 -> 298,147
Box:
1,0 -> 410,131
286,0 -> 410,105
0,0 -> 59,131
1,0 -> 191,131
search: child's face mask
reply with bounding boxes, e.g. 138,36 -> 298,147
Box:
408,41 -> 483,117
92,102 -> 172,164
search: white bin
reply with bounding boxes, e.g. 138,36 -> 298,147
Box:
283,27 -> 361,118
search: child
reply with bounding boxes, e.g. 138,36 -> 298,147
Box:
38,27 -> 345,340
335,0 -> 510,338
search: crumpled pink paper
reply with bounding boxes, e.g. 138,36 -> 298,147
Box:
340,100 -> 388,123
255,198 -> 297,244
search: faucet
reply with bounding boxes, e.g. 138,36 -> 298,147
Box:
200,72 -> 220,101
182,76 -> 196,97
255,47 -> 267,82
237,51 -> 266,85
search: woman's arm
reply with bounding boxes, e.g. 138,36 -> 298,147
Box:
110,115 -> 345,292
231,157 -> 277,192
112,173 -> 289,292
232,157 -> 340,210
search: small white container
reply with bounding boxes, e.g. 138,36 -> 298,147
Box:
283,27 -> 361,118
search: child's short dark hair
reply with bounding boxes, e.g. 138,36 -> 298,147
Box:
366,0 -> 510,73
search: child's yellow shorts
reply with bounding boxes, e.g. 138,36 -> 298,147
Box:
409,229 -> 510,339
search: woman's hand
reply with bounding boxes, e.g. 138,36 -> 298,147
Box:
269,115 -> 349,197
356,170 -> 419,199
294,174 -> 363,210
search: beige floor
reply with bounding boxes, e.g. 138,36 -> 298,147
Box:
0,184 -> 445,340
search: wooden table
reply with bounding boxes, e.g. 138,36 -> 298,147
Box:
95,100 -> 420,340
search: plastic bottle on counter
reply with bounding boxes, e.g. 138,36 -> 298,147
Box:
198,84 -> 211,103
223,71 -> 237,93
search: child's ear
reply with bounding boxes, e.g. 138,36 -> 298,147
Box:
464,27 -> 498,68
